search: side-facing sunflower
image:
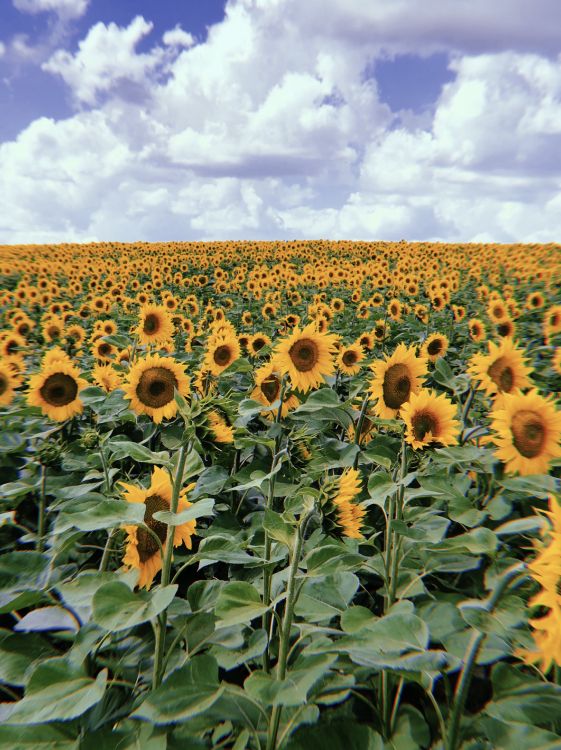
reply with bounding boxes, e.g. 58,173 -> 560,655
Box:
28,360 -> 88,421
337,343 -> 365,376
92,363 -> 123,393
468,318 -> 486,342
251,361 -> 299,418
273,322 -> 338,392
0,360 -> 18,407
136,303 -> 174,346
248,333 -> 271,357
468,338 -> 532,402
327,468 -> 366,539
421,333 -> 449,363
124,353 -> 190,423
370,343 -> 428,419
206,410 -> 234,443
121,466 -> 197,589
401,389 -> 460,450
489,389 -> 561,476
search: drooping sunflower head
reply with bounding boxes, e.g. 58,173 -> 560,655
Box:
92,363 -> 123,393
121,466 -> 197,589
422,333 -> 449,363
370,343 -> 428,418
272,323 -> 338,393
124,353 -> 190,423
401,389 -> 460,450
468,338 -> 532,400
206,409 -> 234,443
27,361 -> 88,422
324,468 -> 366,540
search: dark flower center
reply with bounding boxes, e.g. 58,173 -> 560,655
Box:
289,338 -> 319,372
213,345 -> 233,366
137,493 -> 168,562
382,363 -> 411,409
0,374 -> 8,396
40,373 -> 78,407
427,339 -> 443,356
143,313 -> 160,334
342,350 -> 358,366
412,411 -> 438,441
511,409 -> 545,459
136,366 -> 177,408
487,357 -> 514,392
261,375 -> 280,403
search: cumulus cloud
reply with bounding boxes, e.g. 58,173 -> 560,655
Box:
13,0 -> 89,21
3,0 -> 561,242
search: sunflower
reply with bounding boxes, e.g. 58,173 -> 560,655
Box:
337,344 -> 365,375
248,333 -> 271,356
387,298 -> 402,322
27,361 -> 88,421
329,468 -> 366,539
273,323 -> 338,392
496,318 -> 516,338
251,362 -> 299,417
468,318 -> 486,343
370,343 -> 428,419
92,339 -> 116,363
468,338 -> 532,401
92,363 -> 123,393
136,304 -> 174,346
489,389 -> 561,475
401,389 -> 460,450
372,319 -> 388,343
124,353 -> 190,423
0,332 -> 27,358
203,333 -> 241,377
421,333 -> 449,363
487,298 -> 509,323
121,466 -> 197,589
206,410 -> 234,443
0,361 -> 17,407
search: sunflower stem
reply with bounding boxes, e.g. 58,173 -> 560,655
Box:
459,385 -> 476,445
266,515 -> 307,750
152,442 -> 189,690
446,563 -> 527,750
99,527 -> 116,572
37,464 -> 47,553
262,381 -> 287,674
353,389 -> 371,468
99,445 -> 111,495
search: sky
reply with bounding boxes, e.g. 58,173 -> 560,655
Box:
1,0 -> 561,244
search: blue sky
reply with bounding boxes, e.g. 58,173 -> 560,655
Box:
1,0 -> 560,243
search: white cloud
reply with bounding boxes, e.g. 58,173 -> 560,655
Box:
162,26 -> 195,49
13,0 -> 89,20
42,16 -> 162,105
3,1 -> 561,242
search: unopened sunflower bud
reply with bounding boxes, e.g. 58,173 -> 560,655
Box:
79,429 -> 101,449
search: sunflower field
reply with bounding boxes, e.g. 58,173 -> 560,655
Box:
1,239 -> 561,750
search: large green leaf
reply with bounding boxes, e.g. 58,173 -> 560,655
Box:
244,653 -> 337,706
92,582 -> 177,631
132,655 -> 224,724
214,582 -> 268,626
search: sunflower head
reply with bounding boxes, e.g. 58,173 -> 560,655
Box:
273,323 -> 338,392
401,389 -> 460,450
489,389 -> 561,476
422,333 -> 449,363
370,343 -> 428,419
27,361 -> 88,422
124,353 -> 190,423
324,468 -> 366,540
468,338 -> 532,400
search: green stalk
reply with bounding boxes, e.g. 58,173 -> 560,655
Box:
266,521 -> 306,750
262,381 -> 286,673
151,443 -> 189,690
99,528 -> 116,572
389,439 -> 407,604
459,385 -> 476,445
99,445 -> 111,494
446,563 -> 526,750
352,390 -> 371,469
37,464 -> 47,553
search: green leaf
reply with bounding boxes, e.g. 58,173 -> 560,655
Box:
305,544 -> 364,576
495,516 -> 545,536
487,663 -> 561,726
132,655 -> 224,724
14,607 -> 79,633
153,498 -> 214,526
0,432 -> 26,453
429,527 -> 498,554
55,497 -> 145,532
295,573 -> 359,623
92,582 -> 177,631
0,552 -> 50,607
0,725 -> 79,749
107,439 -> 171,465
0,629 -> 56,687
244,653 -> 337,706
211,628 -> 267,670
263,508 -> 295,547
285,720 -> 384,750
215,582 -> 268,626
3,658 -> 107,724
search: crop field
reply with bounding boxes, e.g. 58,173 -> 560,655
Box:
1,239 -> 561,749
